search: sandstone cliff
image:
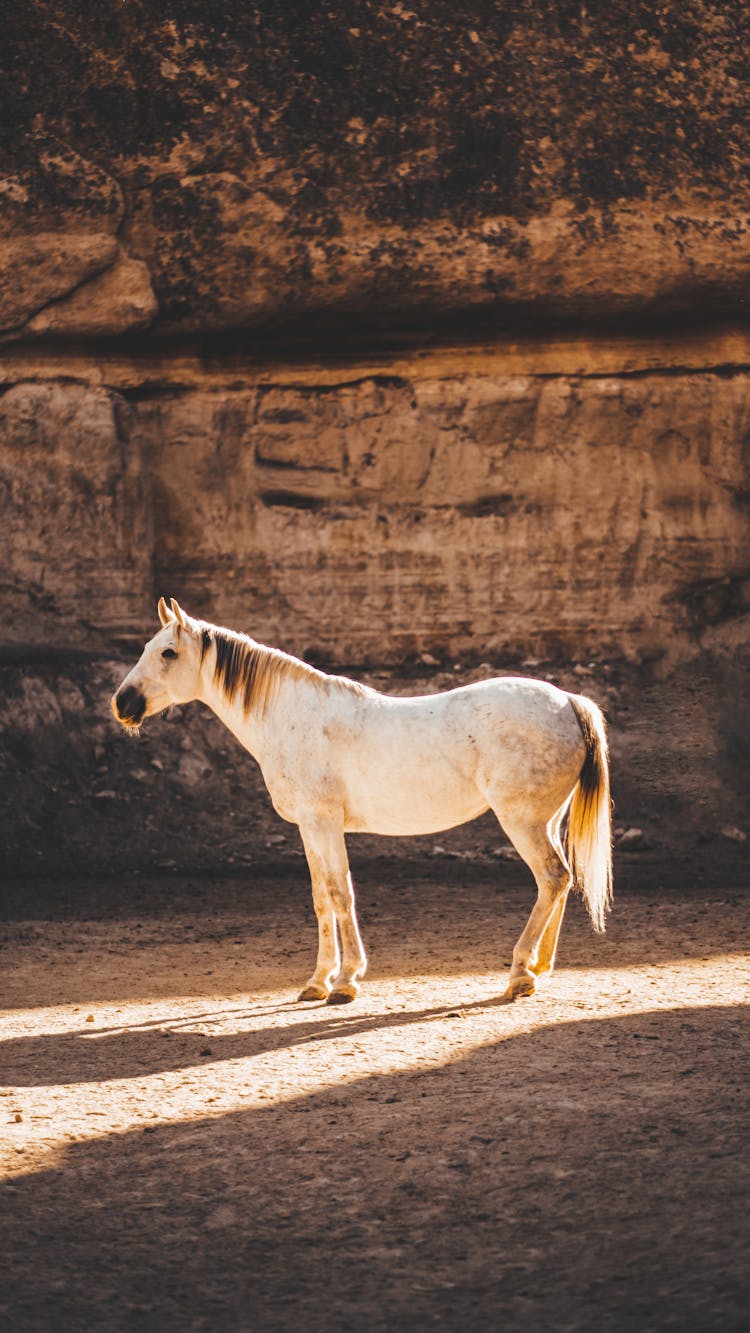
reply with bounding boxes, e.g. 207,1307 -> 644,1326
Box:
1,2 -> 748,876
2,365 -> 749,667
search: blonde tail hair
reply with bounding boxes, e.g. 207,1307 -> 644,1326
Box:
566,694 -> 613,933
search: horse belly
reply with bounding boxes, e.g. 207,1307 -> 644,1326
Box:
343,750 -> 487,836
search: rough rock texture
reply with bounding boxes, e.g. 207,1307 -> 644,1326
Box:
3,371 -> 749,665
2,360 -> 748,878
1,3 -> 749,877
2,2 -> 750,336
1,382 -> 151,650
0,233 -> 120,334
24,253 -> 157,337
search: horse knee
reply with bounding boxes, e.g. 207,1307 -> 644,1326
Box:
311,886 -> 334,921
326,884 -> 349,915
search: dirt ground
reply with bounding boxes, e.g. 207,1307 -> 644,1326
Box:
1,871 -> 748,1332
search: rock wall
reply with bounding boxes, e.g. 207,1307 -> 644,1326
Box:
2,362 -> 749,666
1,2 -> 749,875
2,346 -> 748,880
2,2 -> 750,339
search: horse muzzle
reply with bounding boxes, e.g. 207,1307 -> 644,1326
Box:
112,685 -> 147,728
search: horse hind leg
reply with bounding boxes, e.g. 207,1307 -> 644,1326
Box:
530,807 -> 571,978
493,805 -> 572,1001
531,888 -> 570,978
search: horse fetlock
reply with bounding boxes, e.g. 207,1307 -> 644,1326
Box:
529,956 -> 554,977
502,971 -> 537,1001
326,979 -> 360,1005
297,980 -> 331,1002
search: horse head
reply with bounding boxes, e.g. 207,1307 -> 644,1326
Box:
111,598 -> 203,728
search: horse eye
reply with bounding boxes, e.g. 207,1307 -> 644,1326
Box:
162,648 -> 178,660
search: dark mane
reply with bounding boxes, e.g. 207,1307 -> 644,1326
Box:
198,624 -> 370,717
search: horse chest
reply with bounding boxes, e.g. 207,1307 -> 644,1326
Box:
260,752 -> 343,825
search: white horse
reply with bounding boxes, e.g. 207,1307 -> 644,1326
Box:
112,598 -> 612,1005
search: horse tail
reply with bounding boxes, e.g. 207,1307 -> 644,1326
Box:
565,694 -> 613,933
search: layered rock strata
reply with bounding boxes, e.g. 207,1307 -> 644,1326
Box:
2,363 -> 748,666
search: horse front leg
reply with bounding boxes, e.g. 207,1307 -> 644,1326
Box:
297,873 -> 340,1002
299,823 -> 367,1005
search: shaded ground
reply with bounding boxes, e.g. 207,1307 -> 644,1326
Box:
1,874 -> 748,1331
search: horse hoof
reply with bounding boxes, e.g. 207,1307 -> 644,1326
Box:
502,975 -> 536,1002
297,984 -> 329,1002
327,985 -> 358,1005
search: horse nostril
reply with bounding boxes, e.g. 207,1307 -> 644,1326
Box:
114,686 -> 146,724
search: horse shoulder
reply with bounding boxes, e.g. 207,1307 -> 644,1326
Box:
256,677 -> 359,824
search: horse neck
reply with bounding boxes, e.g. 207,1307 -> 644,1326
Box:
195,635 -> 291,759
198,672 -> 263,757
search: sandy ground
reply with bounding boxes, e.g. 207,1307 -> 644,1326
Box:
1,872 -> 748,1331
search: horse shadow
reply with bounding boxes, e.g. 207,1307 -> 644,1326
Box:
4,992 -> 532,1089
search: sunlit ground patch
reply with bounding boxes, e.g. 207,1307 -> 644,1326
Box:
2,952 -> 747,1181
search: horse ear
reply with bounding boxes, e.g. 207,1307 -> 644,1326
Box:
169,597 -> 187,629
157,596 -> 171,627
